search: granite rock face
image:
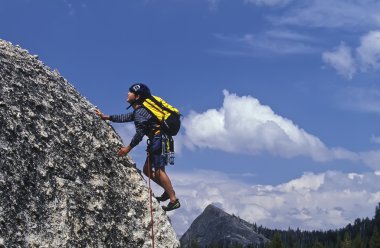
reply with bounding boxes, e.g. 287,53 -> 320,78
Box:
180,204 -> 268,247
0,39 -> 179,247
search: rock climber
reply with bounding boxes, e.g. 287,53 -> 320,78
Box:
95,83 -> 180,211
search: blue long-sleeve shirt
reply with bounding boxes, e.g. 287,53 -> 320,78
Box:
110,107 -> 157,148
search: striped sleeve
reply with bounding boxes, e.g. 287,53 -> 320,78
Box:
129,108 -> 153,148
109,113 -> 134,123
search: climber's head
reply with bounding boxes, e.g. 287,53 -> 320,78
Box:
127,83 -> 151,106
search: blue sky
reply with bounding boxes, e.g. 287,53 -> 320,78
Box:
2,0 -> 380,236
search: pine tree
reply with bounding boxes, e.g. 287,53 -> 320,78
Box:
285,231 -> 296,248
341,231 -> 352,248
268,233 -> 285,248
369,226 -> 380,248
311,240 -> 324,248
375,203 -> 380,229
336,233 -> 342,248
352,233 -> 363,248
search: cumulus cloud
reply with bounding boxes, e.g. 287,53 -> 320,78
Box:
322,42 -> 356,80
323,31 -> 380,79
166,169 -> 380,235
182,90 -> 357,162
112,90 -> 380,171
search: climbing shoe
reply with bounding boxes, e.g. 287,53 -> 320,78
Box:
162,199 -> 180,212
155,191 -> 169,202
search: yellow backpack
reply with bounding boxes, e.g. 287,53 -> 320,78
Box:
142,96 -> 181,136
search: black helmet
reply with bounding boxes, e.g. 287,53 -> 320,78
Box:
129,83 -> 151,98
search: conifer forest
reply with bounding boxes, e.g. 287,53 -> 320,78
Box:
258,202 -> 380,248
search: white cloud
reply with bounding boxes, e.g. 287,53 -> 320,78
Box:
213,31 -> 320,56
112,90 -> 380,171
322,42 -> 356,79
276,172 -> 324,194
167,169 -> 380,235
323,31 -> 380,79
265,29 -> 315,42
183,90 -> 357,162
357,31 -> 380,71
275,0 -> 380,29
244,0 -> 292,7
359,150 -> 380,171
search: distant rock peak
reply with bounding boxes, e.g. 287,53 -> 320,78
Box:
204,204 -> 227,214
180,204 -> 269,248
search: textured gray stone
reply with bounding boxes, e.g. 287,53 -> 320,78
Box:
0,39 -> 179,247
180,204 -> 268,247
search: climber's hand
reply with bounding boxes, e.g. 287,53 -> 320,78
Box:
95,109 -> 109,120
118,146 -> 131,157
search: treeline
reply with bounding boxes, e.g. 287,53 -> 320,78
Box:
254,202 -> 380,248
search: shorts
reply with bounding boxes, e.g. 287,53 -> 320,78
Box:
147,134 -> 168,169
